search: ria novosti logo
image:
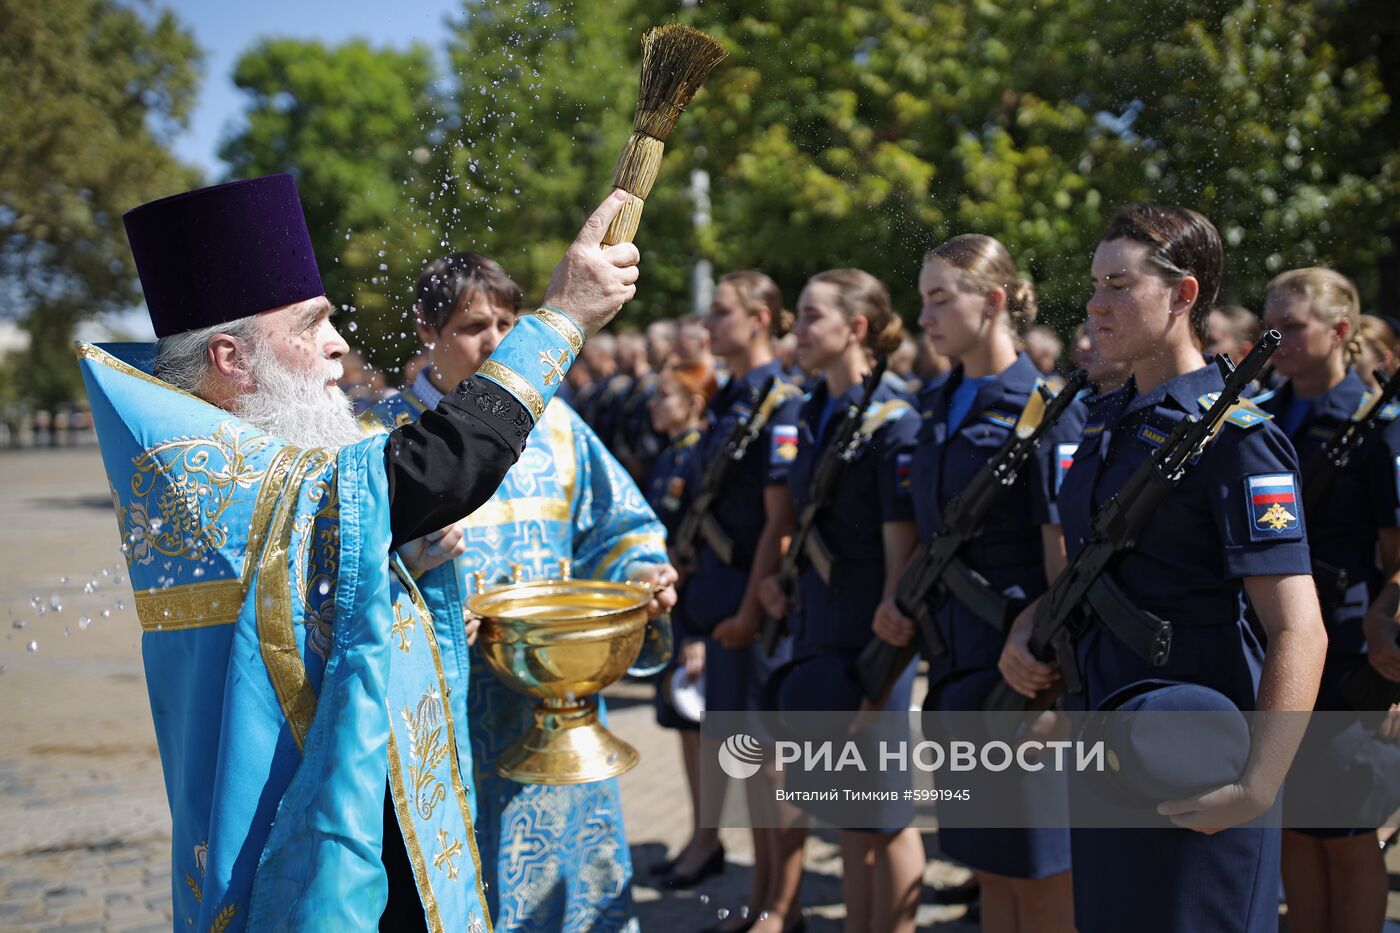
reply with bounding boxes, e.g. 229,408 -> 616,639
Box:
717,733 -> 764,779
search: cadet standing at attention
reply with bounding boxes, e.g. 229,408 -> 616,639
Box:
643,360 -> 725,889
1000,205 -> 1327,933
675,271 -> 805,933
1260,267 -> 1391,933
756,268 -> 924,933
873,235 -> 1082,933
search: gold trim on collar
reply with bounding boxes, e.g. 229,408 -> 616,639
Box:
73,341 -> 205,404
134,445 -> 299,633
531,307 -> 585,356
478,360 -> 545,420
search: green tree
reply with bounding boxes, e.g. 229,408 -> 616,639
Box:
220,38 -> 444,376
0,0 -> 201,409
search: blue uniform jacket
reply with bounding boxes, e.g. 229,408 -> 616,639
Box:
786,377 -> 919,652
1258,373 -> 1373,659
1060,364 -> 1312,710
676,360 -> 804,633
912,353 -> 1086,700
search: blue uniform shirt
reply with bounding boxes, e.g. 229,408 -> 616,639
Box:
677,360 -> 804,633
644,425 -> 705,539
1258,373 -> 1374,658
911,353 -> 1086,694
1060,363 -> 1312,710
785,377 -> 919,651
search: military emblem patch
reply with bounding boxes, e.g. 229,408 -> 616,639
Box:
1198,392 -> 1271,428
663,476 -> 686,511
1136,423 -> 1169,449
981,409 -> 1017,430
896,452 -> 913,495
1055,443 -> 1077,495
1245,473 -> 1302,542
771,425 -> 799,464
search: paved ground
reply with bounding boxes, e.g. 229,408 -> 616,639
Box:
0,446 -> 1397,931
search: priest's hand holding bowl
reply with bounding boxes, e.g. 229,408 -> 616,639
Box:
627,562 -> 679,617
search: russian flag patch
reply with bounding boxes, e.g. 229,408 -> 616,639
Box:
1055,443 -> 1077,495
1245,473 -> 1302,542
771,424 -> 799,464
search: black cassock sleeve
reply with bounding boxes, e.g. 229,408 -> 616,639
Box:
384,375 -> 533,549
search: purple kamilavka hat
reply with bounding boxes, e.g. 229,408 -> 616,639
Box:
123,174 -> 323,338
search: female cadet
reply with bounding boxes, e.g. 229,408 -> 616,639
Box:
643,360 -> 725,887
1000,205 -> 1328,933
872,235 -> 1082,933
1259,267 -> 1389,933
1356,314 -> 1400,393
675,270 -> 805,933
756,268 -> 925,933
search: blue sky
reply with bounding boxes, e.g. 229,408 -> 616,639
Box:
166,0 -> 460,178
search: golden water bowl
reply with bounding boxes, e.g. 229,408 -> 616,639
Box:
468,579 -> 652,785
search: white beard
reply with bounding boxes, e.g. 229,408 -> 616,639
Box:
231,344 -> 365,448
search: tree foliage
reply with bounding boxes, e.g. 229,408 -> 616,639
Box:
0,0 -> 201,408
221,0 -> 1400,374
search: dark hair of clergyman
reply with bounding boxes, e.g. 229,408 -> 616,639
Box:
415,251 -> 524,332
1102,204 -> 1224,343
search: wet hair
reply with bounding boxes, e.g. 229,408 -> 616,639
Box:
1101,205 -> 1223,344
924,234 -> 1038,333
807,268 -> 904,356
1268,266 -> 1362,363
718,270 -> 793,338
665,360 -> 719,405
415,251 -> 524,332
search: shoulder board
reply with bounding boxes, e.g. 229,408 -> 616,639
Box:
1197,392 -> 1272,429
1045,374 -> 1067,394
859,398 -> 913,436
755,382 -> 803,420
1359,390 -> 1400,422
674,431 -> 702,452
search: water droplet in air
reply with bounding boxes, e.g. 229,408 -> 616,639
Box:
192,567 -> 205,578
716,909 -> 729,920
79,617 -> 92,630
11,620 -> 25,630
100,609 -> 111,619
699,895 -> 709,905
26,641 -> 37,652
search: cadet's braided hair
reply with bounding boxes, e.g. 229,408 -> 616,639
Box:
719,270 -> 793,338
925,234 -> 1039,334
807,268 -> 904,356
1268,267 -> 1362,364
1101,205 -> 1223,345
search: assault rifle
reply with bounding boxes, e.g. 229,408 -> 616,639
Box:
672,375 -> 779,568
854,370 -> 1090,702
985,331 -> 1282,713
759,360 -> 887,656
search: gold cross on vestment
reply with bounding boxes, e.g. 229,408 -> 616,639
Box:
540,348 -> 570,386
433,829 -> 462,880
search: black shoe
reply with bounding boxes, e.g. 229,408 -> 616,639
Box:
660,844 -> 726,889
648,852 -> 682,877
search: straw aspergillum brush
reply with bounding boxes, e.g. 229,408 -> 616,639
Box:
602,24 -> 727,247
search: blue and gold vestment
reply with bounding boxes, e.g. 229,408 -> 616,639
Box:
364,376 -> 667,933
77,342 -> 508,933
